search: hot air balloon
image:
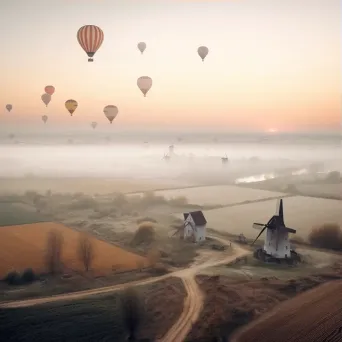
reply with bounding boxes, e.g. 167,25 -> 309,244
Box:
77,25 -> 104,62
91,121 -> 97,129
137,42 -> 146,54
41,93 -> 51,107
5,104 -> 12,112
45,85 -> 55,95
42,115 -> 48,124
104,105 -> 118,124
137,76 -> 152,97
197,46 -> 209,62
65,99 -> 78,116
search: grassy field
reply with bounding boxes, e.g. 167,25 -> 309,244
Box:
198,196 -> 342,240
0,222 -> 148,278
134,185 -> 286,206
0,278 -> 186,342
232,280 -> 342,342
0,202 -> 51,227
0,177 -> 195,195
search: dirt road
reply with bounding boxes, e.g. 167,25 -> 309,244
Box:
0,235 -> 250,341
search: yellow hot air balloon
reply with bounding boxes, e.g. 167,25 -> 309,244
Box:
77,25 -> 104,62
137,76 -> 152,97
41,93 -> 51,107
197,46 -> 209,62
65,99 -> 78,116
103,105 -> 118,124
137,42 -> 146,54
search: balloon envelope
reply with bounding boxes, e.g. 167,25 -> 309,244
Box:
41,93 -> 51,107
137,76 -> 152,97
45,85 -> 55,95
137,42 -> 146,54
197,46 -> 209,61
42,115 -> 48,123
103,105 -> 118,124
77,25 -> 104,62
65,99 -> 78,116
91,122 -> 97,129
5,104 -> 12,112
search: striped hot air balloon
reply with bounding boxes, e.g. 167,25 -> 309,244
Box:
77,25 -> 104,62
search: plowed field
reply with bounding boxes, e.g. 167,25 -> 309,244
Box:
232,280 -> 342,342
0,222 -> 148,278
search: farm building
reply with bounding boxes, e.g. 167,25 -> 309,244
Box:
183,210 -> 207,243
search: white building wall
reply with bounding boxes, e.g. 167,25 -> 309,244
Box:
195,225 -> 206,242
264,229 -> 290,258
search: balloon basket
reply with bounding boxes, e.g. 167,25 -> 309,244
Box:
88,58 -> 94,62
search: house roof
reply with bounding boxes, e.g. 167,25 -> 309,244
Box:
183,211 -> 207,226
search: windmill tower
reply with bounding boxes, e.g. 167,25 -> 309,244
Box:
252,199 -> 297,259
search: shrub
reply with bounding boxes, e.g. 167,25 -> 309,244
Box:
308,223 -> 342,250
4,271 -> 22,285
67,196 -> 98,210
132,222 -> 156,245
140,191 -> 166,206
21,268 -> 36,283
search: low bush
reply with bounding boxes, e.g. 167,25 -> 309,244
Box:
308,223 -> 342,250
21,268 -> 36,283
4,271 -> 22,285
132,222 -> 156,245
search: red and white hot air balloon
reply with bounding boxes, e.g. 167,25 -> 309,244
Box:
77,25 -> 104,62
45,85 -> 55,95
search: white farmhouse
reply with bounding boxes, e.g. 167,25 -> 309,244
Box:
183,210 -> 207,243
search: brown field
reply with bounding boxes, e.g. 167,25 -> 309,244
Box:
133,185 -> 286,206
232,280 -> 342,342
0,177 -> 195,195
200,196 -> 342,239
0,222 -> 148,278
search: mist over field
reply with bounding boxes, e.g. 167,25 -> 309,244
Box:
0,130 -> 340,179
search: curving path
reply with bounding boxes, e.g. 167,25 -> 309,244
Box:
0,235 -> 250,342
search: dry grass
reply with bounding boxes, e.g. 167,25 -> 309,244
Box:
187,273 -> 342,342
295,183 -> 342,199
133,185 -> 286,206
0,222 -> 148,278
199,196 -> 342,240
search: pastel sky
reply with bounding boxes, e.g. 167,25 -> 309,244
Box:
0,0 -> 340,131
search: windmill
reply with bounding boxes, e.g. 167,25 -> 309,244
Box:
252,199 -> 297,260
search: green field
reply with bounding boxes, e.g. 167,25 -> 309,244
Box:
0,202 -> 51,227
0,293 -> 127,341
199,196 -> 342,240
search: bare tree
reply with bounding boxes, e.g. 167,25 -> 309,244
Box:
121,287 -> 143,341
78,233 -> 95,272
45,230 -> 64,275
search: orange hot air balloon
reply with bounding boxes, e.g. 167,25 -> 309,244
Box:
77,25 -> 104,62
45,85 -> 55,95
